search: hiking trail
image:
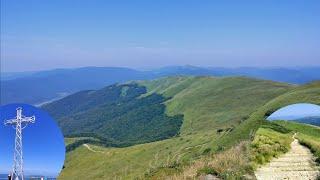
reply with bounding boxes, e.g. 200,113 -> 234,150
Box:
255,135 -> 320,180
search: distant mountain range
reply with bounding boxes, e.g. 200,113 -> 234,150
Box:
292,116 -> 320,126
269,116 -> 320,126
153,66 -> 320,84
1,66 -> 319,105
1,67 -> 153,105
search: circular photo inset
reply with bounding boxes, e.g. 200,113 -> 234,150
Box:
0,103 -> 65,180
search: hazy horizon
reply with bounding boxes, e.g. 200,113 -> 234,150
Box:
1,0 -> 320,72
1,65 -> 320,74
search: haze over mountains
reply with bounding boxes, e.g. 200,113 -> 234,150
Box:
1,66 -> 319,105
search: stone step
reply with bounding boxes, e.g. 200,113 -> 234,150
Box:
255,171 -> 320,179
263,162 -> 313,167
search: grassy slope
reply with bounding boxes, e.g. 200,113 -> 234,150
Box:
59,76 -> 293,179
141,76 -> 292,135
165,81 -> 320,179
219,81 -> 320,149
61,132 -> 221,179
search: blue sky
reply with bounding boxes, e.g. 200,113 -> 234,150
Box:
0,104 -> 65,177
1,0 -> 320,72
268,103 -> 320,120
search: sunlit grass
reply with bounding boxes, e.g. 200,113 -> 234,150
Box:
250,126 -> 292,167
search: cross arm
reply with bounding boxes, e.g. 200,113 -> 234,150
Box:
4,118 -> 18,125
21,116 -> 36,123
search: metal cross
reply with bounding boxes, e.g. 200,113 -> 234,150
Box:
4,107 -> 35,180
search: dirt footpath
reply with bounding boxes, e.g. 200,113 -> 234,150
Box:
255,138 -> 320,180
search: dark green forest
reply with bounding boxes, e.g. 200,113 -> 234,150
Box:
43,83 -> 183,146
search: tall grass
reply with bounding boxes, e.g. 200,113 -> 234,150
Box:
160,141 -> 253,179
299,134 -> 320,163
250,126 -> 292,167
205,141 -> 253,179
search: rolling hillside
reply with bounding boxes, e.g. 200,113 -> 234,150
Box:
50,76 -> 296,179
2,66 -> 319,105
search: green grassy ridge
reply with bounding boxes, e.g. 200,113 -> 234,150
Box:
140,76 -> 293,135
59,76 -> 295,179
139,76 -> 201,98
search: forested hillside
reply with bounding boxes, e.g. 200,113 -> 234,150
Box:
43,84 -> 183,146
